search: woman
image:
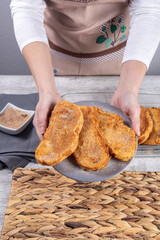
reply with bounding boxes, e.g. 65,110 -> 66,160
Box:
10,0 -> 160,140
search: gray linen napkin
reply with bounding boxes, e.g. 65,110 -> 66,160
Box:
0,93 -> 40,171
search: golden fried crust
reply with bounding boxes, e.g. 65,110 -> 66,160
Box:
73,106 -> 110,171
138,106 -> 153,145
143,107 -> 160,145
91,107 -> 136,161
35,101 -> 84,166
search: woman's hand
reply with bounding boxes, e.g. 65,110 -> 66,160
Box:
111,60 -> 147,136
111,90 -> 140,136
33,91 -> 61,140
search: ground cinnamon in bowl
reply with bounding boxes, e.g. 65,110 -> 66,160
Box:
0,108 -> 30,129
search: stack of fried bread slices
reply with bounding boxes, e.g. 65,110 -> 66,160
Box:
35,101 -> 137,170
138,106 -> 160,145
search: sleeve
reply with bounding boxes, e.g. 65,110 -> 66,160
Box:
122,0 -> 160,69
10,0 -> 49,52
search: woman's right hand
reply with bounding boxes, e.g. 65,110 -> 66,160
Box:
33,91 -> 62,140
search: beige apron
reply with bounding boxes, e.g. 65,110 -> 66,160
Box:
44,0 -> 130,75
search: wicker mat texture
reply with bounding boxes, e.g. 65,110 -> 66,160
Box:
1,168 -> 160,240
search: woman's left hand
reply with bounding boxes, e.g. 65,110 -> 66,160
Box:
111,90 -> 140,136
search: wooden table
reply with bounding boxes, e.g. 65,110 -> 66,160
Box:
0,75 -> 160,234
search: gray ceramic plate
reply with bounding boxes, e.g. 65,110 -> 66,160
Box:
54,101 -> 137,182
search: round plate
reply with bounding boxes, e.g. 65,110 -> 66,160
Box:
54,101 -> 137,182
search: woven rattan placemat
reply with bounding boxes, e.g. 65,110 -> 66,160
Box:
1,168 -> 160,240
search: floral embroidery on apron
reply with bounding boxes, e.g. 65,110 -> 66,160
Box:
97,14 -> 127,48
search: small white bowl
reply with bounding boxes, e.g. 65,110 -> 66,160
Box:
0,103 -> 35,135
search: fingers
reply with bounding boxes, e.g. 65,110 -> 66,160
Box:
33,115 -> 43,140
33,91 -> 61,140
111,91 -> 140,136
33,106 -> 50,140
128,106 -> 140,136
37,107 -> 48,133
